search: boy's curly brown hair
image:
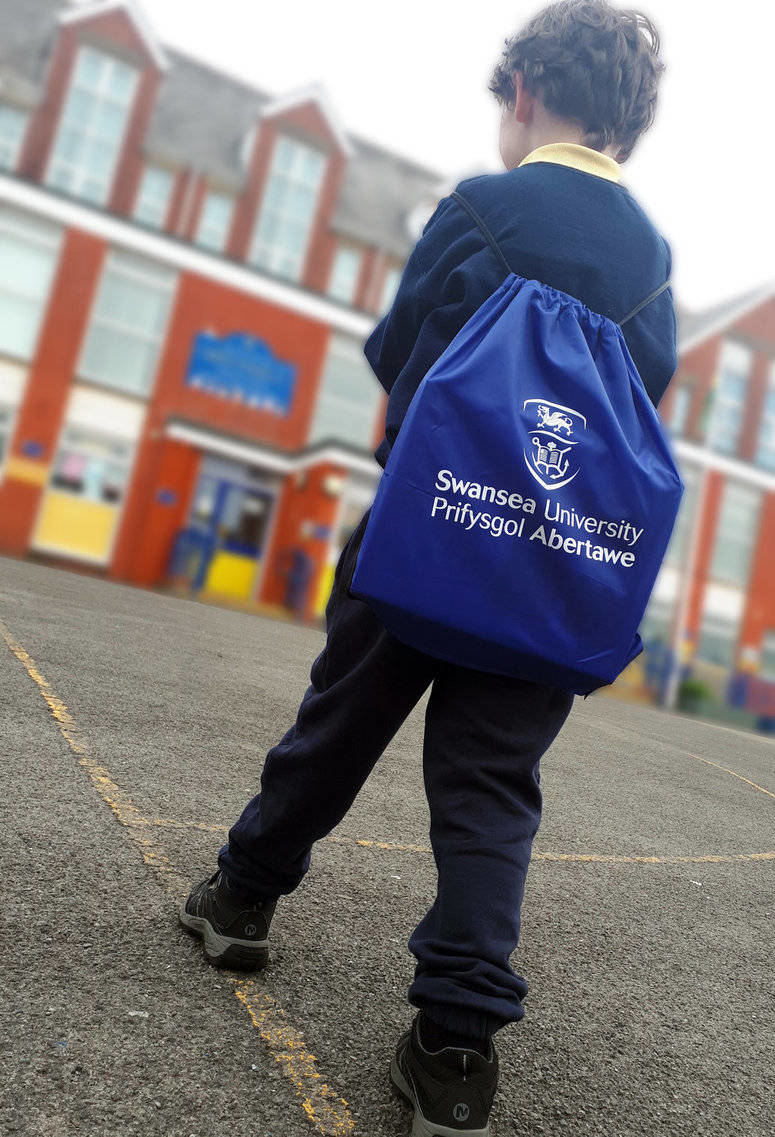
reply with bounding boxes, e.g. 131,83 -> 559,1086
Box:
488,0 -> 665,161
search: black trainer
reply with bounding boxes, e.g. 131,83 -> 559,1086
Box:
179,870 -> 277,969
390,1014 -> 499,1137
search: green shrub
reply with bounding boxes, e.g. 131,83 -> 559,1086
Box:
677,677 -> 716,711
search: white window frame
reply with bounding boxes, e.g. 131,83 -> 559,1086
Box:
47,424 -> 135,505
755,359 -> 775,471
195,188 -> 234,252
248,134 -> 326,281
308,334 -> 381,450
0,206 -> 63,361
708,480 -> 761,587
32,421 -> 141,567
0,104 -> 29,171
327,244 -> 362,304
45,45 -> 139,206
705,340 -> 752,456
76,250 -> 177,398
0,403 -> 18,477
133,164 -> 174,229
670,385 -> 692,436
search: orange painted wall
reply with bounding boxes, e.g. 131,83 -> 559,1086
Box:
740,493 -> 775,650
260,463 -> 346,616
0,229 -> 104,553
180,176 -> 208,242
164,169 -> 190,235
111,269 -> 331,585
150,272 -> 330,448
111,437 -> 199,585
664,336 -> 721,443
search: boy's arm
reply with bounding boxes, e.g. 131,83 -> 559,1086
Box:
363,190 -> 488,397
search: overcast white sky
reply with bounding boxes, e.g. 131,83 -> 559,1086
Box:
136,0 -> 772,312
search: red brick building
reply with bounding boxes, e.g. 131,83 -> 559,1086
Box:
0,0 -> 444,617
0,1 -> 773,716
646,287 -> 775,715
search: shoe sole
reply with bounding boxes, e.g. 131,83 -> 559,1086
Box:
179,907 -> 269,970
389,1054 -> 490,1137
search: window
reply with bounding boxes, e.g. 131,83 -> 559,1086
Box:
308,335 -> 381,449
327,246 -> 361,303
78,251 -> 176,397
133,165 -> 174,228
0,404 -> 14,466
670,385 -> 692,436
705,340 -> 752,455
664,465 -> 700,568
248,135 -> 326,281
696,612 -> 738,669
50,427 -> 133,504
195,189 -> 233,252
761,632 -> 775,681
708,481 -> 761,586
755,360 -> 775,471
0,206 -> 62,360
46,46 -> 137,205
379,267 -> 401,313
0,104 -> 28,170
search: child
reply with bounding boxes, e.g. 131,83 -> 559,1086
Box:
181,3 -> 676,1133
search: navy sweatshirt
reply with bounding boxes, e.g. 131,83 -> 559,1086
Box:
364,144 -> 677,470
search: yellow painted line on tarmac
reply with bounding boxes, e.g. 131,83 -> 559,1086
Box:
145,816 -> 775,866
0,618 -> 354,1137
687,753 -> 775,800
328,834 -> 433,855
233,980 -> 354,1135
0,618 -> 173,877
575,715 -> 775,802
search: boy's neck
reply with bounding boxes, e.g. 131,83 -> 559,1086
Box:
518,142 -> 623,183
518,129 -> 620,165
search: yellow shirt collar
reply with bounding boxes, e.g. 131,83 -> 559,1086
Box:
519,143 -> 623,184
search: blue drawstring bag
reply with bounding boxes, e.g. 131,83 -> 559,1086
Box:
350,192 -> 683,696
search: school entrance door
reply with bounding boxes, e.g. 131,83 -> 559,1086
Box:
171,456 -> 277,602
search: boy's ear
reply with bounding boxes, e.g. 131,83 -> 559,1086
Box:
512,70 -> 536,125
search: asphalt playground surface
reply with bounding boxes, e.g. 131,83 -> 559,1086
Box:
1,555 -> 773,1137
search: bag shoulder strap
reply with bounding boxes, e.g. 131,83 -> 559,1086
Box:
450,189 -> 670,327
617,280 -> 671,326
451,190 -> 513,277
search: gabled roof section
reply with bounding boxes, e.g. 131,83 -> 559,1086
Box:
59,0 -> 169,71
258,81 -> 354,158
144,49 -> 269,185
330,135 -> 445,257
0,0 -> 447,256
0,0 -> 61,98
678,281 -> 775,356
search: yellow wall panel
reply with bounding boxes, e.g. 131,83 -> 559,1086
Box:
33,492 -> 118,563
314,563 -> 336,617
204,551 -> 259,600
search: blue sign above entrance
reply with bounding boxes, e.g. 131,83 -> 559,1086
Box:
185,331 -> 297,416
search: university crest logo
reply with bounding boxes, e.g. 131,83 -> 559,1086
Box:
522,399 -> 587,491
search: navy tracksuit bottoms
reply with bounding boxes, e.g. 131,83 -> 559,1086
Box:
219,509 -> 574,1040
